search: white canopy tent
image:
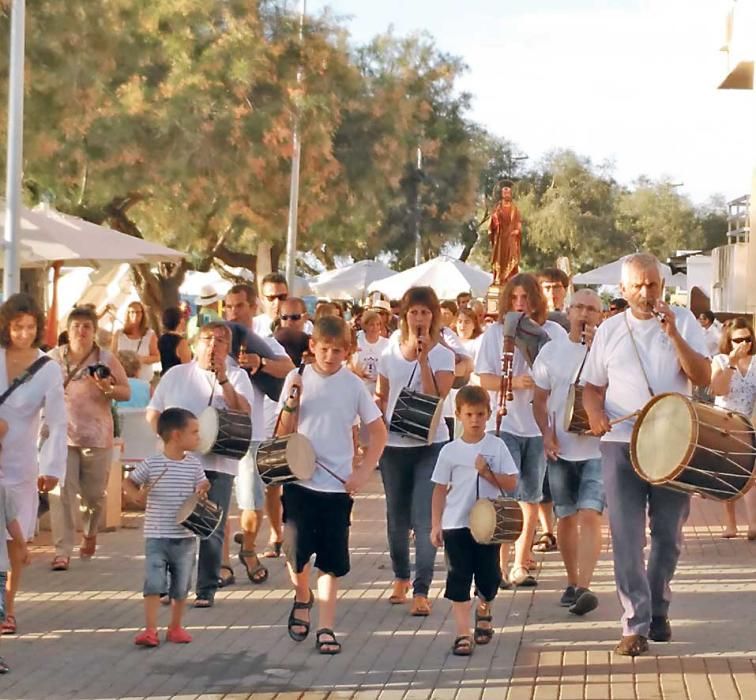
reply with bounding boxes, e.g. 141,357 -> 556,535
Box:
367,255 -> 492,300
310,260 -> 395,300
572,255 -> 674,286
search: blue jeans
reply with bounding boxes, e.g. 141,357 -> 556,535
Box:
601,442 -> 690,636
497,432 -> 545,503
548,457 -> 605,518
379,443 -> 443,597
144,538 -> 196,600
196,471 -> 234,598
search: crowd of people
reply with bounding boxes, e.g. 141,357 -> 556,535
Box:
0,256 -> 753,670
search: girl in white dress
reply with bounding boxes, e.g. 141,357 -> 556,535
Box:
710,318 -> 756,539
0,294 -> 67,635
112,301 -> 159,382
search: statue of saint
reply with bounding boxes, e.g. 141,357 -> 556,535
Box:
488,180 -> 522,285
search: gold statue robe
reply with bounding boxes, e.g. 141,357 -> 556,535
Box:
489,201 -> 522,285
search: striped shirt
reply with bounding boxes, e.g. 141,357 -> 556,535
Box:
129,454 -> 207,538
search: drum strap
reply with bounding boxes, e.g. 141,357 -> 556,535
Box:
573,346 -> 589,385
407,357 -> 441,396
623,314 -> 655,398
476,470 -> 507,500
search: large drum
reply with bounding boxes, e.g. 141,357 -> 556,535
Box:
631,392 -> 756,501
252,433 -> 316,486
389,388 -> 444,444
563,383 -> 591,434
469,497 -> 523,544
198,407 -> 252,459
177,494 -> 223,540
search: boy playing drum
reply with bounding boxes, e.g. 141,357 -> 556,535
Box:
430,386 -> 518,656
276,317 -> 387,655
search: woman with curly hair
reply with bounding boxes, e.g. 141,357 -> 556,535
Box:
0,294 -> 67,635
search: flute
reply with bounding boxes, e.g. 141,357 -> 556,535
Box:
580,320 -> 586,345
646,302 -> 666,323
496,331 -> 515,436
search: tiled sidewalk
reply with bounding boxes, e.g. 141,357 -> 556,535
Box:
0,478 -> 753,700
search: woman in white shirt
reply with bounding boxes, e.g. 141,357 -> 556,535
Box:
352,310 -> 389,395
710,318 -> 756,539
376,287 -> 454,616
112,302 -> 159,382
0,294 -> 67,634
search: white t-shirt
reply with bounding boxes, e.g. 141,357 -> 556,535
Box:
378,341 -> 455,447
532,338 -> 600,461
445,335 -> 483,419
278,365 -> 381,493
476,319 -> 569,436
431,433 -> 518,530
116,329 -> 157,382
581,307 -> 708,443
149,361 -> 255,475
713,354 -> 756,416
354,335 -> 389,394
704,325 -> 722,357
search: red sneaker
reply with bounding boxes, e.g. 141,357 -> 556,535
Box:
134,628 -> 160,647
166,627 -> 192,644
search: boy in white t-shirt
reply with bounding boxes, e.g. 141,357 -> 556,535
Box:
124,408 -> 210,648
431,386 -> 518,657
277,316 -> 387,655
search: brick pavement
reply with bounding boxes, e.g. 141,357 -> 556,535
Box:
0,477 -> 754,700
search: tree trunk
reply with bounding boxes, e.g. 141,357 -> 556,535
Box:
20,268 -> 46,310
130,261 -> 189,331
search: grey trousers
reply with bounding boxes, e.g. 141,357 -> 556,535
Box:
50,446 -> 112,557
601,441 -> 690,637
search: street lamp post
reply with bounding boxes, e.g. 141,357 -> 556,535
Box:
414,145 -> 422,266
3,0 -> 26,297
284,0 -> 306,289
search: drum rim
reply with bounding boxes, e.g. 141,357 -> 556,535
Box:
469,498 -> 497,544
197,406 -> 220,455
286,433 -> 316,479
630,392 -> 698,485
564,383 -> 577,433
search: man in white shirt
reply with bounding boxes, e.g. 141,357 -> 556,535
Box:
698,310 -> 722,357
253,272 -> 289,338
147,322 -> 255,608
224,284 -> 294,580
476,273 -> 568,588
533,289 -> 604,616
582,253 -> 710,657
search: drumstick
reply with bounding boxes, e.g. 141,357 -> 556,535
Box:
315,460 -> 347,485
273,362 -> 307,436
579,410 -> 641,435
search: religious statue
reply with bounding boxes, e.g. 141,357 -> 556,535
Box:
488,180 -> 522,285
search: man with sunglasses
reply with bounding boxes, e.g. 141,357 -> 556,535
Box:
278,298 -> 308,334
253,273 -> 289,338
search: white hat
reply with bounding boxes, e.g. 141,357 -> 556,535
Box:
370,299 -> 392,313
197,284 -> 222,306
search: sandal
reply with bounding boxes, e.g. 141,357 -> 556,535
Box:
51,555 -> 70,571
315,627 -> 342,655
389,579 -> 410,604
193,595 -> 214,609
263,541 -> 283,558
510,565 -> 538,588
0,615 -> 16,635
0,655 -> 8,673
474,604 -> 494,645
239,549 -> 269,584
79,535 -> 97,559
218,564 -> 236,588
614,634 -> 649,657
452,635 -> 474,656
532,532 -> 557,553
410,595 -> 432,617
288,590 -> 314,642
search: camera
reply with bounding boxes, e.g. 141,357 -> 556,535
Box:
87,363 -> 112,380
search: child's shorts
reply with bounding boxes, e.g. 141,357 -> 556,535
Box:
443,528 -> 501,603
143,538 -> 196,600
282,483 -> 353,577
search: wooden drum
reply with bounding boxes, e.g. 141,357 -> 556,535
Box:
469,497 -> 523,544
563,383 -> 591,434
631,392 -> 756,501
389,388 -> 444,445
198,407 -> 252,459
252,433 -> 316,486
177,494 -> 223,540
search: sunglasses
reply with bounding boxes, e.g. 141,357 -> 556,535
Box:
265,293 -> 288,302
281,313 -> 302,321
731,337 -> 752,344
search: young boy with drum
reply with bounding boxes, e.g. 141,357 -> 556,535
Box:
276,316 -> 387,655
124,408 -> 210,647
430,386 -> 518,656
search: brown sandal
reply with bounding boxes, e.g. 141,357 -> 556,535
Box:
51,555 -> 70,571
389,580 -> 410,604
79,535 -> 97,559
239,549 -> 268,584
410,595 -> 432,616
614,634 -> 649,657
0,615 -> 16,635
452,635 -> 474,656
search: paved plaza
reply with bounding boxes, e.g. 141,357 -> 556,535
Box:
1,476 -> 754,700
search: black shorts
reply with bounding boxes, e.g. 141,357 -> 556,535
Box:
282,483 -> 353,578
443,528 -> 501,603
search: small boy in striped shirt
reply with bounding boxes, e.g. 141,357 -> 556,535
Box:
124,408 -> 209,647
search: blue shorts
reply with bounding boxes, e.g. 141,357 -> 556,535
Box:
235,450 -> 266,511
143,538 -> 196,600
0,571 -> 6,622
496,432 -> 546,504
547,457 -> 605,518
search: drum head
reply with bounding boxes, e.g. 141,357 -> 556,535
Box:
469,499 -> 496,544
632,393 -> 695,483
176,493 -> 199,524
285,434 -> 316,480
563,384 -> 576,432
427,396 -> 445,444
197,407 -> 220,454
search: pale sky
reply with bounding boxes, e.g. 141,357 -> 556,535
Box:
309,0 -> 755,205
